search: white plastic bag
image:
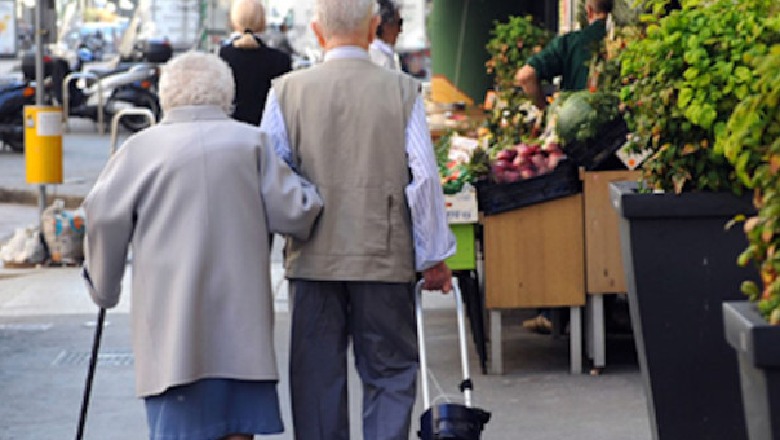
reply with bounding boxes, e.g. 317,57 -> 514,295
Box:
0,227 -> 46,264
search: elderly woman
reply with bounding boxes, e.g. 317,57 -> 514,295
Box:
82,51 -> 322,440
219,0 -> 291,126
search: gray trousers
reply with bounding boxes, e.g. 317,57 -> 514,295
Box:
289,280 -> 419,440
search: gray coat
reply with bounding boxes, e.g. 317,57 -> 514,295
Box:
83,105 -> 322,397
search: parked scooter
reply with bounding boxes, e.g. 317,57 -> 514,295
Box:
55,52 -> 161,132
0,80 -> 35,152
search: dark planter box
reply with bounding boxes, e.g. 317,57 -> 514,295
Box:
475,160 -> 581,215
610,180 -> 757,440
723,301 -> 780,440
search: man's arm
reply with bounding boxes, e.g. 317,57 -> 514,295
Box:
515,64 -> 547,110
516,34 -> 566,111
259,89 -> 295,169
405,96 -> 456,292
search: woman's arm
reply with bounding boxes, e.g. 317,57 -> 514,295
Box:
257,133 -> 323,240
82,147 -> 136,308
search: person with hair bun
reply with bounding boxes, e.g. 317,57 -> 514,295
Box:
219,0 -> 291,126
82,51 -> 322,440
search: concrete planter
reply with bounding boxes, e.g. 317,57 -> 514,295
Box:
723,301 -> 780,440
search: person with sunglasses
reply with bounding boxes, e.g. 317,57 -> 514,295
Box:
369,0 -> 403,70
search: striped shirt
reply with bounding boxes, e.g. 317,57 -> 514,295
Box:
260,46 -> 455,271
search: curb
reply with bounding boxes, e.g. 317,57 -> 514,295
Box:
0,188 -> 84,208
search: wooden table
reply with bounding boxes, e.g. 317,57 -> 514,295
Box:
482,194 -> 585,374
580,169 -> 641,371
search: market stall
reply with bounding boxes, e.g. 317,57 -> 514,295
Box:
427,14 -> 640,375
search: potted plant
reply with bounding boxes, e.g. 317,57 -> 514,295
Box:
609,0 -> 779,438
718,38 -> 780,439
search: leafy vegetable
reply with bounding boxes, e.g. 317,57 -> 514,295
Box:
551,91 -> 620,144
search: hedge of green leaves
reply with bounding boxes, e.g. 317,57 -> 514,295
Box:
718,41 -> 780,325
619,0 -> 780,193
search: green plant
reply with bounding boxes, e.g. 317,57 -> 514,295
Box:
485,16 -> 552,91
618,0 -> 779,193
718,40 -> 780,325
484,16 -> 552,145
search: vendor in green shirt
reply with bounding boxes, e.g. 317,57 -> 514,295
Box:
515,0 -> 613,110
513,0 -> 613,335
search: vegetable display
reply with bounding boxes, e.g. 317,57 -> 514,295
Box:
551,91 -> 621,144
491,141 -> 565,183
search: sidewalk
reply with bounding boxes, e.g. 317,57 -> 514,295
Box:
0,126 -> 652,439
0,264 -> 651,440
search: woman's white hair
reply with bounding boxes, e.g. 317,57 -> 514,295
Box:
314,0 -> 376,37
159,51 -> 235,114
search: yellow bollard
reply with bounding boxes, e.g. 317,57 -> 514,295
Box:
24,105 -> 63,184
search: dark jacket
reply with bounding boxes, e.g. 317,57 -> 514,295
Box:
219,37 -> 292,126
527,19 -> 606,91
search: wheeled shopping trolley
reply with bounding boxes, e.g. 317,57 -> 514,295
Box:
416,279 -> 491,440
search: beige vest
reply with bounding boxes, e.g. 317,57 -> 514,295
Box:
274,57 -> 419,282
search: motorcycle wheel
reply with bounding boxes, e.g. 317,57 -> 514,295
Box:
116,92 -> 160,132
5,134 -> 24,152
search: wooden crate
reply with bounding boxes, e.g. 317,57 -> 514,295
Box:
483,194 -> 585,309
580,170 -> 642,294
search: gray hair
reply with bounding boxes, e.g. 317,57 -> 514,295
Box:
159,51 -> 235,114
314,0 -> 376,37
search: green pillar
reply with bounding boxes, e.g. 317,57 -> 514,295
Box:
430,0 -> 549,103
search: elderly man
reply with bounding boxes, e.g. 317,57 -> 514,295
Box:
83,51 -> 322,440
259,0 -> 455,438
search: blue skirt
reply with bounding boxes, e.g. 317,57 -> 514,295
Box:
144,378 -> 284,440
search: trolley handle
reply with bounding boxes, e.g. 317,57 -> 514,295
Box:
415,278 -> 472,410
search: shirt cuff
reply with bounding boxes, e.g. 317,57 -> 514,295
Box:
417,229 -> 457,272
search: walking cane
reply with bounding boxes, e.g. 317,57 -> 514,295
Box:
75,307 -> 106,440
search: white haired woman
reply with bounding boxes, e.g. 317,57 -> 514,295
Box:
82,51 -> 322,440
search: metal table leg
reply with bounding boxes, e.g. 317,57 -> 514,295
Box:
585,296 -> 594,360
489,309 -> 503,375
570,306 -> 582,374
591,294 -> 606,369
